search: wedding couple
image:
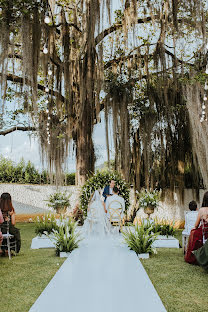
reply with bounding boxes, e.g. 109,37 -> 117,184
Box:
83,180 -> 125,237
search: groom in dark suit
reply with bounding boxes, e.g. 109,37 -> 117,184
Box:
102,180 -> 116,202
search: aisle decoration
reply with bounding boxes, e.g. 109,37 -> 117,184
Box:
136,189 -> 161,218
122,221 -> 158,258
50,220 -> 81,257
46,191 -> 71,214
35,214 -> 58,236
80,171 -> 130,216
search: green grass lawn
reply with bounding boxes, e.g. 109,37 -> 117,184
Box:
1,226 -> 208,312
0,223 -> 65,312
141,230 -> 208,312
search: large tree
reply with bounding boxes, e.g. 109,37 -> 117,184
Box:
0,0 -> 207,190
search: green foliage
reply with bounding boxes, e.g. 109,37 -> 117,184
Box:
142,218 -> 176,237
34,213 -> 59,236
122,221 -> 158,255
65,173 -> 76,185
153,219 -> 176,237
0,155 -> 75,185
52,221 -> 81,255
80,170 -> 130,216
46,191 -> 71,213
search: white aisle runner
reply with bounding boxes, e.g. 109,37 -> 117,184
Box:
29,235 -> 166,312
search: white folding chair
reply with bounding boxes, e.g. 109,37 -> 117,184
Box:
0,220 -> 17,259
108,201 -> 123,233
86,206 -> 99,233
182,211 -> 198,254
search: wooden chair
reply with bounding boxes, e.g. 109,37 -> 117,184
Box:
0,216 -> 17,259
108,201 -> 123,232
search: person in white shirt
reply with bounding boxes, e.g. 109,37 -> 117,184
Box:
105,186 -> 125,219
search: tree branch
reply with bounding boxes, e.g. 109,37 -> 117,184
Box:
104,47 -> 195,70
0,126 -> 36,136
95,15 -> 159,45
1,73 -> 67,104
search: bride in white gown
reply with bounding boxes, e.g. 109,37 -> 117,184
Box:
82,190 -> 111,237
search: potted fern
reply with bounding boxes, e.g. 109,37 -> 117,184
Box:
50,219 -> 82,257
122,221 -> 158,259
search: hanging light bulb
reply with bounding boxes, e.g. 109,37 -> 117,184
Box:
48,69 -> 52,76
46,108 -> 49,113
202,104 -> 206,109
204,96 -> 207,101
45,87 -> 49,93
44,16 -> 50,24
43,46 -> 48,54
47,116 -> 51,120
46,99 -> 49,104
202,111 -> 205,115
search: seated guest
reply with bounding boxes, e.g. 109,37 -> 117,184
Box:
105,186 -> 125,219
185,192 -> 208,264
184,201 -> 198,234
193,239 -> 208,271
189,200 -> 198,211
102,180 -> 116,202
0,192 -> 21,253
0,209 -> 3,251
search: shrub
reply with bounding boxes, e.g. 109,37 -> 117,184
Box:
122,221 -> 158,255
51,221 -> 81,255
0,155 -> 75,185
34,214 -> 59,236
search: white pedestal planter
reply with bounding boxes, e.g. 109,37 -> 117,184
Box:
138,253 -> 149,259
31,235 -> 55,249
59,252 -> 70,258
152,235 -> 179,248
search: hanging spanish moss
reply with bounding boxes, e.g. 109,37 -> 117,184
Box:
0,0 -> 207,191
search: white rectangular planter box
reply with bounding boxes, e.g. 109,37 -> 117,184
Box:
138,253 -> 149,259
59,252 -> 70,258
152,235 -> 179,248
31,235 -> 55,249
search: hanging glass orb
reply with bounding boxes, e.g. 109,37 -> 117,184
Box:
203,96 -> 207,101
48,69 -> 52,76
202,104 -> 206,109
46,109 -> 49,113
44,16 -> 50,24
45,87 -> 49,93
43,47 -> 48,54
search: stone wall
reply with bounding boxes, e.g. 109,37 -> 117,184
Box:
0,184 -> 206,225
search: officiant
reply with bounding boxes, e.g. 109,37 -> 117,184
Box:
102,180 -> 116,202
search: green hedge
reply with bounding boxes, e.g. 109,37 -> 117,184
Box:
0,156 -> 75,185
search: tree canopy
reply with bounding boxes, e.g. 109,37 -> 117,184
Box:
0,0 -> 208,195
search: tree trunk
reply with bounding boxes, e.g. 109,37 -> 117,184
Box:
75,105 -> 95,186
